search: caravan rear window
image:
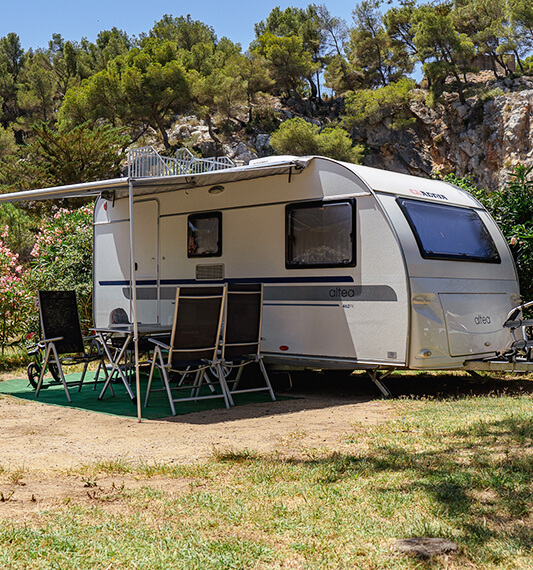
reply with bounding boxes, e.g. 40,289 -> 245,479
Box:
286,200 -> 356,268
188,212 -> 222,257
398,198 -> 500,263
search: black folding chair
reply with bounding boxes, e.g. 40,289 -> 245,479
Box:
35,290 -> 107,402
220,283 -> 275,401
144,285 -> 232,415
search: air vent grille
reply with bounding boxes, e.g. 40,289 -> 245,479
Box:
196,264 -> 225,280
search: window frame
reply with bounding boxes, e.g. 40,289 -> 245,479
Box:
397,197 -> 501,264
187,211 -> 223,259
285,199 -> 357,270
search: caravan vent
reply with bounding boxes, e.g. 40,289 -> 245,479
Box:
196,264 -> 225,281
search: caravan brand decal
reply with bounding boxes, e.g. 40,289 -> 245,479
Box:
474,314 -> 492,325
409,188 -> 448,201
265,285 -> 398,303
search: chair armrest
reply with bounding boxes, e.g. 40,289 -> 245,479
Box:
41,336 -> 64,344
149,337 -> 171,350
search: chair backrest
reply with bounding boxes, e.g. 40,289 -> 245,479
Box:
168,285 -> 226,366
222,283 -> 263,360
38,290 -> 85,355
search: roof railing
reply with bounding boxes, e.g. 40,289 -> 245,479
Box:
128,146 -> 235,178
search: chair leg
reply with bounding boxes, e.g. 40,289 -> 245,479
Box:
35,343 -> 52,398
215,362 -> 233,408
259,358 -> 276,401
144,347 -> 159,407
51,345 -> 71,403
78,361 -> 90,392
161,366 -> 176,416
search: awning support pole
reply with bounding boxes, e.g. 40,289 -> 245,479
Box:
128,178 -> 142,422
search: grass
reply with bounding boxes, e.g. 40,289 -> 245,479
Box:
0,392 -> 532,568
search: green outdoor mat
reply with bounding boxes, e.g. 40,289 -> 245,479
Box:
0,373 -> 280,419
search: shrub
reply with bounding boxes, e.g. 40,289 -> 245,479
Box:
0,227 -> 33,356
270,117 -> 363,163
343,78 -> 416,130
29,205 -> 94,332
441,166 -> 533,303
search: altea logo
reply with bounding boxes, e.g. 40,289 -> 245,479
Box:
409,188 -> 448,200
474,314 -> 491,325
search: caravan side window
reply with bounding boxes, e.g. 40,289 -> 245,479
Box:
286,200 -> 356,268
398,198 -> 501,263
188,212 -> 222,257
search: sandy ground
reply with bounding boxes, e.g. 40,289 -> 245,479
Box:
0,370 -> 395,519
0,369 -> 530,520
0,376 -> 392,472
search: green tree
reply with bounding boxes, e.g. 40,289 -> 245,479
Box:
29,205 -> 94,330
412,3 -> 475,103
453,0 -> 515,75
343,77 -> 416,130
17,51 -> 58,124
0,33 -> 25,128
348,0 -> 414,88
60,39 -> 190,148
149,14 -> 216,50
254,5 -> 328,100
270,117 -> 363,163
253,33 -> 319,99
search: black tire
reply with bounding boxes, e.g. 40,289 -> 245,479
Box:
27,362 -> 42,389
48,362 -> 62,383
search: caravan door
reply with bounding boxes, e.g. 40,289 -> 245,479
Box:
133,199 -> 159,324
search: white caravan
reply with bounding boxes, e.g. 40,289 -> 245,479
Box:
91,153 -> 520,386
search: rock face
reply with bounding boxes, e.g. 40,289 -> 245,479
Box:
355,75 -> 533,191
164,75 -> 533,189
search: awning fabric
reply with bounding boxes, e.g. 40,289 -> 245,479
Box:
0,158 -> 311,203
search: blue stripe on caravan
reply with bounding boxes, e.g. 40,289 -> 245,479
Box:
98,276 -> 355,287
264,302 -> 337,308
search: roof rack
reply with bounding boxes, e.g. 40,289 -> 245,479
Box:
128,146 -> 236,178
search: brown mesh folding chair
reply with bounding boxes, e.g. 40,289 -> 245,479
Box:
35,290 -> 107,402
144,285 -> 231,415
220,283 -> 275,401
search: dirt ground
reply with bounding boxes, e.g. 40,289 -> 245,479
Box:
0,369 -> 531,519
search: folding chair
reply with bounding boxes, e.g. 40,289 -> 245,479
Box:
144,285 -> 232,415
35,290 -> 107,402
220,283 -> 276,401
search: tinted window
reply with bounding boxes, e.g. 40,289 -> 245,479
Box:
398,198 -> 500,263
286,200 -> 355,268
188,212 -> 222,257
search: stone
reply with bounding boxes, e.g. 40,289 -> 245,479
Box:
392,537 -> 459,560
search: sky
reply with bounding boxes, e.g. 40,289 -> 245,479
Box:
1,0 -> 358,52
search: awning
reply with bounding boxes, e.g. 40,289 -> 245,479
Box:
0,158 -> 311,203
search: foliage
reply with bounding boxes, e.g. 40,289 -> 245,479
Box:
343,77 -> 416,129
484,165 -> 533,302
252,33 -> 319,99
348,0 -> 414,88
0,226 -> 32,355
31,122 -> 129,185
29,205 -> 94,332
440,165 -> 533,302
270,117 -> 363,163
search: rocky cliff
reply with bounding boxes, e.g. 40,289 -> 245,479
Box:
167,74 -> 533,192
353,74 -> 533,191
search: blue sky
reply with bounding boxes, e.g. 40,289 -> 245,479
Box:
1,1 -> 358,52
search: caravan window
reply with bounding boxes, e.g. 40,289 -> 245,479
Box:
188,212 -> 222,257
398,198 -> 500,263
286,200 -> 356,268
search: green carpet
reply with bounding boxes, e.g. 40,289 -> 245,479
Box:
0,373 -> 280,419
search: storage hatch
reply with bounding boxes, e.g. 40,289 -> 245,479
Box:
439,293 -> 510,357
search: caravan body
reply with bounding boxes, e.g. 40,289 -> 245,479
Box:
93,156 -> 519,372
